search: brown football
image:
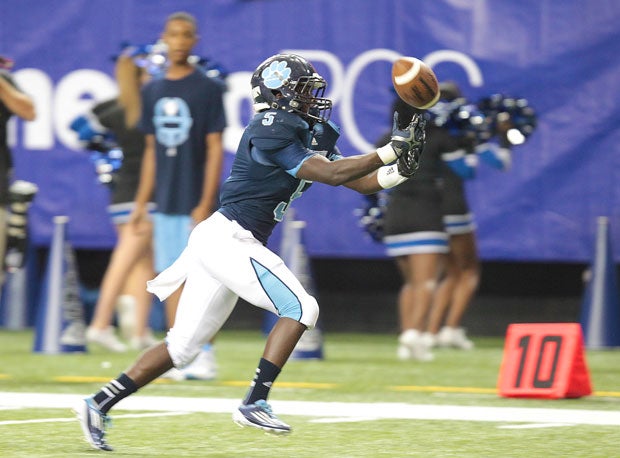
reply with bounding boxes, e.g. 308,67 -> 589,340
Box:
391,57 -> 440,109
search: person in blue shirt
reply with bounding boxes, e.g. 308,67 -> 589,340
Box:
131,12 -> 226,380
76,52 -> 425,451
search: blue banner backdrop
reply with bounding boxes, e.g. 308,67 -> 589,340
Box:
1,0 -> 619,261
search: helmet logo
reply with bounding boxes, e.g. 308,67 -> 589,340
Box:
261,60 -> 291,89
153,97 -> 193,150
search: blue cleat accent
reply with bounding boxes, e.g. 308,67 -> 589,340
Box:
232,399 -> 291,434
75,397 -> 113,451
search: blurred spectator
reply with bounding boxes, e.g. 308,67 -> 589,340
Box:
129,12 -> 226,379
0,55 -> 36,288
427,86 -> 534,350
424,81 -> 478,350
82,51 -> 157,353
379,97 -> 452,362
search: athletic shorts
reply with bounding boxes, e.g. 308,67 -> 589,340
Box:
383,184 -> 449,257
441,167 -> 476,235
443,212 -> 477,235
153,213 -> 193,272
146,212 -> 319,365
110,162 -> 141,205
107,201 -> 156,225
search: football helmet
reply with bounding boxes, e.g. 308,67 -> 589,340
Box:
251,53 -> 332,123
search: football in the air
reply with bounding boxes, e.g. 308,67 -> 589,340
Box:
391,57 -> 440,109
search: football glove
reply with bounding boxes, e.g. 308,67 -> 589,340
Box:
393,113 -> 426,177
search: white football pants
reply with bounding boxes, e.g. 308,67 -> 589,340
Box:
147,211 -> 319,368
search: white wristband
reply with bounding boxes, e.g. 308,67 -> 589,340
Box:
377,165 -> 408,189
376,143 -> 397,165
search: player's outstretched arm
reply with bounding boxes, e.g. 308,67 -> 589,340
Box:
297,112 -> 426,194
297,152 -> 383,187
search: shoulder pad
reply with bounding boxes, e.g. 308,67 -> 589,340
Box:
249,110 -> 310,150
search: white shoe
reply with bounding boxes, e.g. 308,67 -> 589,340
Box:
129,329 -> 159,351
398,330 -> 434,362
60,321 -> 87,346
181,347 -> 217,380
421,332 -> 438,349
397,343 -> 413,360
86,326 -> 128,352
437,326 -> 474,350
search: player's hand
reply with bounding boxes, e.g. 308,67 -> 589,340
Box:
376,112 -> 426,167
390,112 -> 423,157
393,113 -> 426,177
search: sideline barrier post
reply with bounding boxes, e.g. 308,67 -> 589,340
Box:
33,216 -> 87,353
580,216 -> 620,348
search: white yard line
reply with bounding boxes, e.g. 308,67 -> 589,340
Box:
1,392 -> 620,427
497,423 -> 576,429
0,411 -> 188,426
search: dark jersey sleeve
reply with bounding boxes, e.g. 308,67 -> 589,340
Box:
250,110 -> 316,176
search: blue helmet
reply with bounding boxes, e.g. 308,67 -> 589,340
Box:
251,53 -> 332,123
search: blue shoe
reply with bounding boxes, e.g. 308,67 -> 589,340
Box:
232,400 -> 291,434
75,397 -> 113,451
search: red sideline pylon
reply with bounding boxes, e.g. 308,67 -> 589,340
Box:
33,216 -> 87,353
580,216 -> 620,348
497,323 -> 592,399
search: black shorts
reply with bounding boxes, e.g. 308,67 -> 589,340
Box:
110,158 -> 141,205
441,169 -> 470,216
108,159 -> 155,224
383,182 -> 448,256
441,168 -> 476,234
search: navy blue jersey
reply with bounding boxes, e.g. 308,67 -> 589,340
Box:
139,69 -> 226,214
219,109 -> 317,244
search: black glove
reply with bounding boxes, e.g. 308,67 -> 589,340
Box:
395,113 -> 426,177
390,112 -> 413,158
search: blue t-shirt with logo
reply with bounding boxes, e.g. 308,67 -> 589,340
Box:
140,69 -> 226,214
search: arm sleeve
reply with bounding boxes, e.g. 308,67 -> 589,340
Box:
251,142 -> 317,177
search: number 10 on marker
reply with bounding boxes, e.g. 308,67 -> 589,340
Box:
514,334 -> 562,389
497,323 -> 592,399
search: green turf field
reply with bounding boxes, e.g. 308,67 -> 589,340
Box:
1,329 -> 619,457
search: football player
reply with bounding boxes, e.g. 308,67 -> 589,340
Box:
76,53 -> 426,451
